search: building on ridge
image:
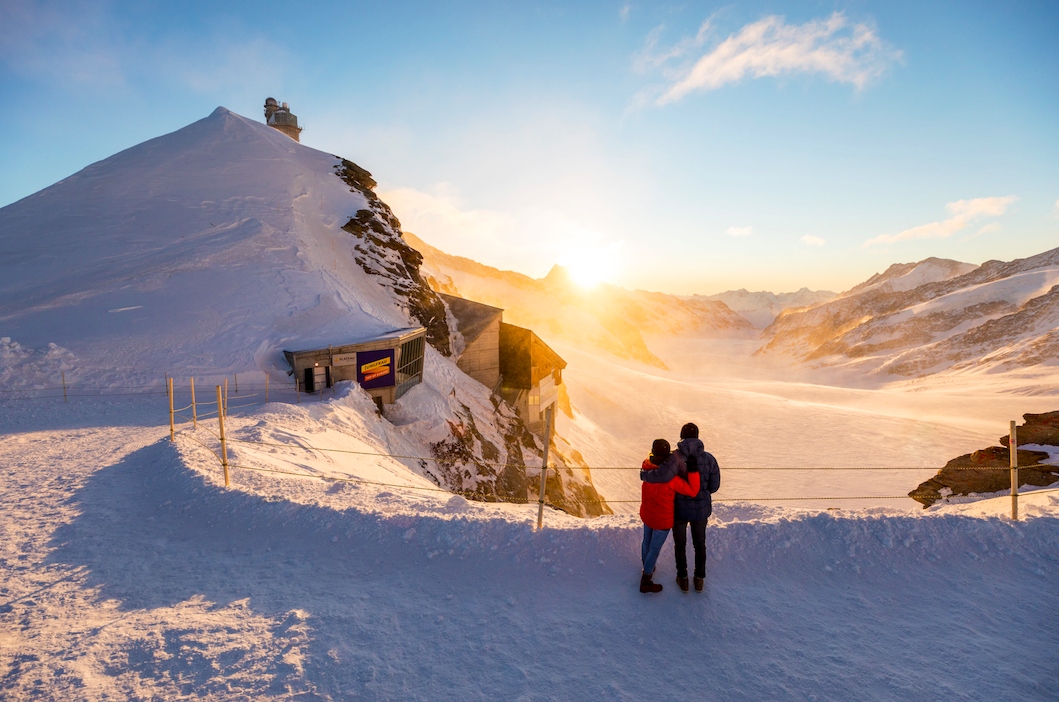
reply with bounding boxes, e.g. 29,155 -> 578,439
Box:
440,293 -> 565,437
264,98 -> 303,142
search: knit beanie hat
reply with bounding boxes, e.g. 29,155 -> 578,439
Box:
680,423 -> 699,439
651,438 -> 671,460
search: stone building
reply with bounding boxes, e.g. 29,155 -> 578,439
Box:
439,293 -> 502,393
441,294 -> 565,437
264,98 -> 303,142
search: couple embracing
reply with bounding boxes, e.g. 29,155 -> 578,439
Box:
639,422 -> 721,594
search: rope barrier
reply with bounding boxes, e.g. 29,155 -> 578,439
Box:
172,431 -> 1059,510
215,436 -> 1054,473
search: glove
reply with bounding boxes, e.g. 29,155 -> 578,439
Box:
686,455 -> 699,474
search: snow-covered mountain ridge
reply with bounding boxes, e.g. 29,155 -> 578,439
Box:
0,106 -> 606,513
691,288 -> 836,328
405,232 -> 756,369
756,248 -> 1059,377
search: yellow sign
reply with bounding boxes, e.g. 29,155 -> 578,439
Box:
363,367 -> 390,382
360,357 -> 391,373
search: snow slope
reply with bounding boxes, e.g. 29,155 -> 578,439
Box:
2,397 -> 1058,700
0,107 -> 403,380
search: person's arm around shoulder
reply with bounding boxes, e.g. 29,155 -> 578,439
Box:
670,456 -> 700,496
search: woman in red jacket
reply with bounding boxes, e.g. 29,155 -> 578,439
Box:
639,439 -> 700,593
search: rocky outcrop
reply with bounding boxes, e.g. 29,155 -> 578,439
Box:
334,160 -> 451,356
426,397 -> 611,517
910,411 -> 1059,507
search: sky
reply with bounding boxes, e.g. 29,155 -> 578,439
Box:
2,0 -> 1057,296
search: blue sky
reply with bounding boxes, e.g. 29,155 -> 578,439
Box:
2,1 -> 1057,294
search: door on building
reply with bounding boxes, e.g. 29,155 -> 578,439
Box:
304,365 -> 332,393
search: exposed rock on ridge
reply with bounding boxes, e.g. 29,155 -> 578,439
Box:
335,160 -> 451,356
910,411 -> 1059,507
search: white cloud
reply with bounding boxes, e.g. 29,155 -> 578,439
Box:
1051,199 -> 1059,218
620,4 -> 631,23
864,196 -> 1018,247
801,235 -> 825,246
641,12 -> 901,104
727,225 -> 753,237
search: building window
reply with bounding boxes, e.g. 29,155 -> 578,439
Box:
396,335 -> 425,399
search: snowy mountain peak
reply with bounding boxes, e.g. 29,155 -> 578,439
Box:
756,246 -> 1059,377
838,257 -> 978,299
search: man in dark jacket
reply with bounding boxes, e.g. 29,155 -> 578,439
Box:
674,422 -> 720,592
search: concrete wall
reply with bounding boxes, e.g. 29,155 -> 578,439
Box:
456,318 -> 500,389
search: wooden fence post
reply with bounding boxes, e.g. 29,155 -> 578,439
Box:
536,407 -> 554,530
224,378 -> 228,417
217,385 -> 230,487
234,373 -> 238,393
168,377 -> 175,441
265,374 -> 269,404
61,371 -> 67,403
296,378 -> 300,404
1010,420 -> 1019,521
165,372 -> 169,399
190,377 -> 197,428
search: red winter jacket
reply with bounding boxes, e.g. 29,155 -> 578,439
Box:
639,455 -> 700,530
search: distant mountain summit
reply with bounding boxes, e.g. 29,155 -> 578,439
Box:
755,250 -> 1059,376
404,233 -> 756,369
693,288 -> 836,328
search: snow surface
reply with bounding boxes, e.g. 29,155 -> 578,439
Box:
3,396 -> 1058,700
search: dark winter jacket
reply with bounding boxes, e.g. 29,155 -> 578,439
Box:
673,438 -> 720,521
639,453 -> 699,531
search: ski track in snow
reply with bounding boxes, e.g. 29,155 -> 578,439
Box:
2,397 -> 1058,701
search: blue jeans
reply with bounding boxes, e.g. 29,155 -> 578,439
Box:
641,525 -> 670,576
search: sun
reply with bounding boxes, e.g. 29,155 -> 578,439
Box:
566,259 -> 609,288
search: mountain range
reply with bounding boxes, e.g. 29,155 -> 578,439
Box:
755,251 -> 1059,377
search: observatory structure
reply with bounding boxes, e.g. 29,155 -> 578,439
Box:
263,98 -> 303,142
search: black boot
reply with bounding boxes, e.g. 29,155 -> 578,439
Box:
640,571 -> 663,594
